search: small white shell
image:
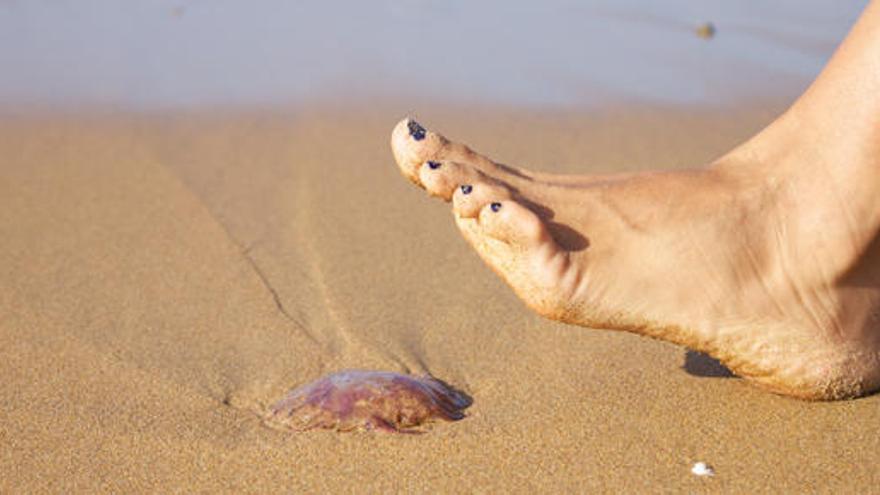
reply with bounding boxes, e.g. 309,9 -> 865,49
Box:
691,462 -> 715,477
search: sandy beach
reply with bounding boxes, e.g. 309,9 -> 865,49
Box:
2,103 -> 879,492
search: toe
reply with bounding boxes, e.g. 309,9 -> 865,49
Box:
454,198 -> 576,315
418,160 -> 484,200
477,200 -> 552,248
452,181 -> 512,218
391,118 -> 450,186
391,117 -> 506,187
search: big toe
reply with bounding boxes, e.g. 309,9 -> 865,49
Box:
391,118 -> 449,186
391,117 -> 504,188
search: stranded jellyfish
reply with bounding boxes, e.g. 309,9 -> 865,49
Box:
266,370 -> 471,433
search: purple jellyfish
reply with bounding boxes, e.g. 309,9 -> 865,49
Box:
266,370 -> 471,433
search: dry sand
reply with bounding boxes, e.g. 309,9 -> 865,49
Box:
2,103 -> 879,492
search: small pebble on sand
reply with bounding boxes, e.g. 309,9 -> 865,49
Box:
691,462 -> 715,477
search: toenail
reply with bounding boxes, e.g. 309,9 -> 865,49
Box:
428,161 -> 441,170
490,202 -> 502,212
461,184 -> 473,194
408,120 -> 426,141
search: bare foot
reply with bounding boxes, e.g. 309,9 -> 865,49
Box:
390,116 -> 880,400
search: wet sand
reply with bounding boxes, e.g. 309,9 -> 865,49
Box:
2,104 -> 879,492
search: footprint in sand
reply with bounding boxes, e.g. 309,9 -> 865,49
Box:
266,370 -> 471,433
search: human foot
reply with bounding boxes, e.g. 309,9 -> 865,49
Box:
390,117 -> 880,400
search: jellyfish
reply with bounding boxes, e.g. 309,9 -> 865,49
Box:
266,370 -> 471,433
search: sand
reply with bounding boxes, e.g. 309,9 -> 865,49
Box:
2,103 -> 879,492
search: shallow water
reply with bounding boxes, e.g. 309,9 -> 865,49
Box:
0,0 -> 866,109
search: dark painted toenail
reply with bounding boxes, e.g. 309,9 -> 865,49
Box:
490,202 -> 502,212
408,120 -> 426,141
428,161 -> 441,170
461,184 -> 473,194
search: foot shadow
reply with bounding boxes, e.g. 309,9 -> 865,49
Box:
683,349 -> 737,378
